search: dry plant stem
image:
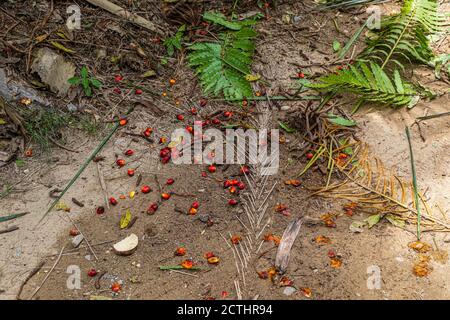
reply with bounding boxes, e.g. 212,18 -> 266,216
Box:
83,0 -> 164,36
16,261 -> 45,300
406,126 -> 421,240
29,245 -> 65,300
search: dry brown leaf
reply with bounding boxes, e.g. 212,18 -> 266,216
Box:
413,262 -> 431,277
315,235 -> 332,245
408,241 -> 432,253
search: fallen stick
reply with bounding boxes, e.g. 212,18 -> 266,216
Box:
83,0 -> 164,36
16,261 -> 46,300
29,245 -> 65,300
0,225 -> 19,235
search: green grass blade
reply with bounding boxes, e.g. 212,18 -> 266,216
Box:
36,108 -> 134,227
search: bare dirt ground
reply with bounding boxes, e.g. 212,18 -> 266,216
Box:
0,1 -> 449,300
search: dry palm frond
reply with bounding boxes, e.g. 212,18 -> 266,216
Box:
311,143 -> 450,231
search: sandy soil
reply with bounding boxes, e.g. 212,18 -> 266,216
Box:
0,1 -> 449,300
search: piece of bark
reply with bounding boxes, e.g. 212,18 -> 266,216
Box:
275,217 -> 303,274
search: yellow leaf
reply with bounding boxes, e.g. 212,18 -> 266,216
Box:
50,41 -> 75,54
55,201 -> 70,212
56,31 -> 68,39
129,191 -> 136,199
245,74 -> 260,82
119,209 -> 132,229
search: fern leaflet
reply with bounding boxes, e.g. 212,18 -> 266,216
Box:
308,62 -> 420,108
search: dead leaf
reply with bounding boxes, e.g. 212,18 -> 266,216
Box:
35,34 -> 48,43
315,235 -> 332,245
279,276 -> 293,287
320,213 -> 336,228
413,262 -> 431,277
408,241 -> 431,253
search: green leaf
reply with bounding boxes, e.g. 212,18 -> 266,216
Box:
188,21 -> 257,100
80,66 -> 89,79
84,84 -> 92,97
338,19 -> 368,60
0,118 -> 6,125
359,0 -> 443,69
279,121 -> 296,133
67,77 -> 80,85
327,113 -> 357,126
365,213 -> 381,228
332,40 -> 341,52
309,62 -> 419,108
90,78 -> 102,89
166,43 -> 174,56
15,159 -> 25,167
203,11 -> 242,30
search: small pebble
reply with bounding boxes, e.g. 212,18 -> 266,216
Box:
283,286 -> 297,296
71,234 -> 84,248
198,214 -> 210,223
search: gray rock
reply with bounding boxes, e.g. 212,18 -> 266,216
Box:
283,286 -> 297,296
198,214 -> 210,223
66,103 -> 78,112
72,234 -> 84,248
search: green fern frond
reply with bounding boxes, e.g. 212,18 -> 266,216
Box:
308,62 -> 420,108
361,0 -> 445,69
188,15 -> 258,100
